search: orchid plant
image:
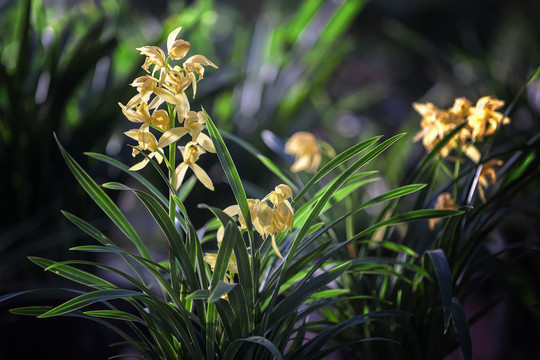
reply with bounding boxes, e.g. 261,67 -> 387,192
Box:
5,19 -> 534,360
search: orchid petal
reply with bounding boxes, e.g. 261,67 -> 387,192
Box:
167,27 -> 183,54
158,127 -> 189,148
173,162 -> 189,190
190,163 -> 214,191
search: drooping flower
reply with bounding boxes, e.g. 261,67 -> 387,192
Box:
173,141 -> 214,191
477,159 -> 503,203
285,132 -> 321,173
167,27 -> 191,60
429,192 -> 459,229
183,55 -> 218,98
413,102 -> 464,158
124,130 -> 164,171
130,75 -> 158,102
466,96 -> 510,141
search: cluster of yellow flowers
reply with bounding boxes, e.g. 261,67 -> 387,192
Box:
413,96 -> 509,163
414,96 -> 509,209
203,184 -> 294,299
120,27 -> 218,191
220,184 -> 294,259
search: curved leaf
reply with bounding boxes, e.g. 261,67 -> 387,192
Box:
39,289 -> 145,318
451,297 -> 472,360
427,249 -> 453,332
55,134 -> 151,260
223,336 -> 283,360
294,135 -> 382,203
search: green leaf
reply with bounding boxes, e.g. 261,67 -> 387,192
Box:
209,280 -> 237,303
270,262 -> 351,327
201,205 -> 254,325
293,135 -> 381,203
0,288 -> 84,304
227,284 -> 251,338
133,190 -> 200,292
503,65 -> 540,118
223,336 -> 283,360
215,299 -> 240,341
177,175 -> 198,202
293,134 -> 406,259
427,249 -> 453,332
222,131 -> 297,192
61,211 -> 113,246
293,172 -> 378,228
296,183 -> 427,256
101,181 -> 133,191
291,310 -> 403,358
10,306 -> 52,316
29,256 -> 115,289
354,209 -> 464,243
83,310 -> 142,322
205,113 -> 254,245
210,222 -> 237,290
286,0 -> 324,44
308,289 -> 349,300
451,297 -> 472,360
55,134 -> 152,260
39,289 -> 145,318
357,240 -> 418,257
186,289 -> 210,300
503,151 -> 535,186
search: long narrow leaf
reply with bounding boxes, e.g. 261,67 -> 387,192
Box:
293,136 -> 381,203
427,249 -> 453,332
29,256 -> 115,289
222,336 -> 283,360
54,134 -> 151,260
222,131 -> 297,191
205,113 -> 254,244
133,190 -> 200,292
39,289 -> 145,318
85,152 -> 168,205
451,297 -> 472,360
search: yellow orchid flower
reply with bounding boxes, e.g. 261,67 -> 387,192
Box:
184,111 -> 206,141
467,96 -> 510,141
449,97 -> 472,118
137,46 -> 167,72
477,159 -> 503,203
153,87 -> 190,123
130,75 -> 158,103
164,65 -> 191,94
412,102 -> 464,158
429,192 -> 459,230
150,109 -> 170,132
203,253 -> 238,275
269,184 -> 293,204
166,27 -> 191,60
183,55 -> 218,98
124,129 -> 164,171
285,132 -> 322,173
173,141 -> 214,191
